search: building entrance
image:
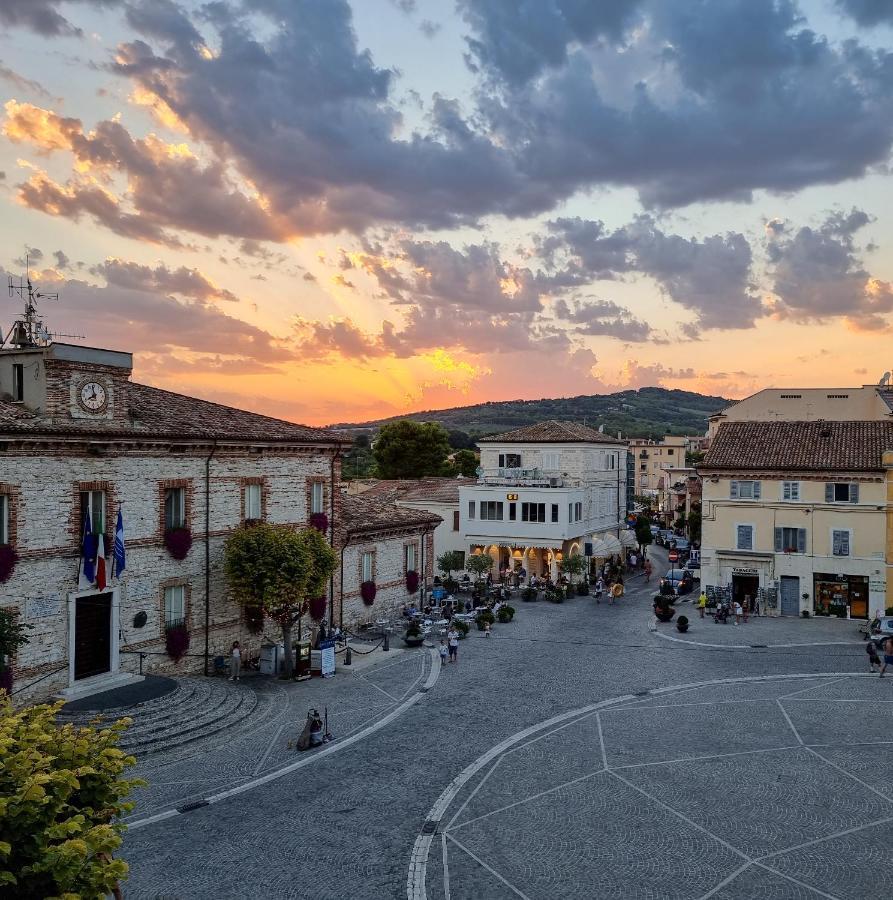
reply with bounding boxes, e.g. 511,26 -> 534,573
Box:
732,574 -> 759,610
74,592 -> 112,680
814,575 -> 869,619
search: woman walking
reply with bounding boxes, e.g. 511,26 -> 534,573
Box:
229,640 -> 241,681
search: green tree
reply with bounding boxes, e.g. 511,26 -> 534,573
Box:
448,449 -> 479,477
373,420 -> 451,478
0,609 -> 31,694
225,523 -> 336,677
447,429 -> 475,450
465,553 -> 493,584
688,503 -> 702,543
0,697 -> 142,898
686,449 -> 706,467
558,553 -> 587,587
437,550 -> 465,581
634,516 -> 654,551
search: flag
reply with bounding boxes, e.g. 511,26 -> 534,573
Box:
95,533 -> 107,591
79,509 -> 97,589
113,508 -> 126,577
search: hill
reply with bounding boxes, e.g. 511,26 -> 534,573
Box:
332,387 -> 730,440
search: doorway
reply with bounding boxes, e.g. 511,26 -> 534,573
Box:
732,574 -> 759,609
74,593 -> 112,680
780,576 -> 800,617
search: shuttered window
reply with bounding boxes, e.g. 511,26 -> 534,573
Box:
781,481 -> 800,501
774,527 -> 806,553
467,501 -> 475,520
730,480 -> 761,500
825,483 -> 859,503
736,525 -> 753,550
831,530 -> 851,557
452,510 -> 460,531
0,494 -> 8,545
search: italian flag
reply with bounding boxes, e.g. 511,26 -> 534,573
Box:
95,533 -> 108,591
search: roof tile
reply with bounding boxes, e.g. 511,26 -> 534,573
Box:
478,420 -> 625,444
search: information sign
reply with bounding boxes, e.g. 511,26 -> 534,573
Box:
319,639 -> 336,678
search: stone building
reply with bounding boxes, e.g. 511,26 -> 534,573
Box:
0,341 -> 349,701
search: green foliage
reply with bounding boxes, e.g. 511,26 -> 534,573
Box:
546,587 -> 565,603
437,550 -> 465,580
577,581 -> 590,596
686,449 -> 706,467
465,553 -> 493,582
688,504 -> 702,543
634,516 -> 654,548
451,619 -> 469,637
475,609 -> 495,630
521,586 -> 537,602
0,609 -> 31,676
0,697 -> 143,898
448,449 -> 479,477
405,620 -> 421,638
372,420 -> 451,478
447,429 -> 476,449
558,554 -> 586,586
497,605 -> 515,623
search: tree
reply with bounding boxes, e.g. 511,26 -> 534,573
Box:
225,523 -> 336,677
688,503 -> 702,544
558,553 -> 587,587
0,609 -> 31,694
448,449 -> 478,477
0,697 -> 142,898
634,516 -> 654,551
465,553 -> 492,584
686,449 -> 706,467
447,429 -> 475,450
437,550 -> 465,581
373,420 -> 451,478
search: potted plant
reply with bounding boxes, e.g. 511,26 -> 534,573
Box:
565,583 -> 576,599
676,615 -> 689,633
309,512 -> 328,533
360,580 -> 377,606
164,527 -> 193,560
403,620 -> 424,647
165,622 -> 190,661
577,581 -> 590,596
497,604 -> 515,623
406,569 -> 419,593
0,544 -> 17,584
521,586 -> 537,602
476,608 -> 495,631
653,596 -> 676,623
308,595 -> 327,621
452,619 -> 469,639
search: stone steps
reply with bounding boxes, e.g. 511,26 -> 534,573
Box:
59,677 -> 261,758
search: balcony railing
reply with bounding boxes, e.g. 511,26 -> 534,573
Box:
477,467 -> 580,488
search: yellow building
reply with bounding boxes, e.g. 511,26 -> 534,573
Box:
700,421 -> 890,618
628,436 -> 691,496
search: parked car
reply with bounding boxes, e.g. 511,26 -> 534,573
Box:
685,557 -> 701,572
862,616 -> 893,641
657,530 -> 674,546
672,537 -> 690,553
660,568 -> 694,596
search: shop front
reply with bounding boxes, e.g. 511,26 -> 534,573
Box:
813,574 -> 869,619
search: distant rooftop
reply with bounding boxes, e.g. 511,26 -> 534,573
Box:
340,493 -> 443,533
478,420 -> 626,445
355,477 -> 471,504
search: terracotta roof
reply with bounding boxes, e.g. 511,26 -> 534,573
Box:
0,381 -> 347,444
0,398 -> 36,422
478,420 -> 626,444
340,494 -> 442,533
356,477 -> 470,504
702,421 -> 893,472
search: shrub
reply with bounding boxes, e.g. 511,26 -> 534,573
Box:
886,606 -> 893,616
577,581 -> 590,596
546,588 -> 565,604
676,615 -> 689,632
405,621 -> 421,638
0,697 -> 142,898
444,577 -> 459,594
497,605 -> 515,623
565,584 -> 576,599
452,619 -> 469,638
163,527 -> 193,560
801,609 -> 810,618
476,609 -> 495,630
165,623 -> 190,661
521,586 -> 537,602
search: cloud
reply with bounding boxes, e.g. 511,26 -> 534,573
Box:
767,207 -> 893,329
553,297 -> 652,342
0,0 -> 121,37
90,258 -> 239,302
0,62 -> 54,99
835,0 -> 893,26
53,249 -> 70,269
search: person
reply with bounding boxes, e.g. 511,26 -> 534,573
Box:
866,639 -> 881,673
644,560 -> 653,582
484,620 -> 491,638
879,634 -> 893,678
629,552 -> 637,571
698,592 -> 707,619
439,639 -> 448,666
229,640 -> 241,681
733,600 -> 742,626
447,627 -> 459,663
594,576 -> 605,603
742,595 -> 750,623
753,594 -> 761,617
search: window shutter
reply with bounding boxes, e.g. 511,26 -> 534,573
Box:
797,529 -> 806,553
850,483 -> 859,504
730,481 -> 738,499
842,532 -> 850,555
498,454 -> 504,468
774,528 -> 782,552
825,484 -> 833,503
753,481 -> 761,499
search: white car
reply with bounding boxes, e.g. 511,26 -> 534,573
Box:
863,616 -> 893,642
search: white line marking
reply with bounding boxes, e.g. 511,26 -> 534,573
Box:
596,711 -> 609,769
252,722 -> 287,776
757,814 -> 893,863
752,862 -> 841,899
778,676 -> 848,699
356,672 -> 402,703
611,743 -> 802,772
698,862 -> 753,900
775,699 -> 804,745
446,834 -> 532,900
804,747 -> 893,802
444,756 -> 503,832
440,833 -> 450,900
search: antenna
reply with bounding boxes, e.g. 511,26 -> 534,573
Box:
3,253 -> 82,348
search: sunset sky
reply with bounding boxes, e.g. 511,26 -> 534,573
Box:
1,0 -> 893,426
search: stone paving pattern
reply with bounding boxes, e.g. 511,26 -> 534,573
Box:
119,546 -> 892,899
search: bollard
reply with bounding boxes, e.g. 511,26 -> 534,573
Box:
344,644 -> 352,665
383,630 -> 390,652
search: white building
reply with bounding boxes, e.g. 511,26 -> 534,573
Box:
460,421 -> 628,578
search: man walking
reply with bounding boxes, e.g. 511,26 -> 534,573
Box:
879,634 -> 893,678
447,627 -> 460,663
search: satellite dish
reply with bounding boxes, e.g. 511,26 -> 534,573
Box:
880,372 -> 891,386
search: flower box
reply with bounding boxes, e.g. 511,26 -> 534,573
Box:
164,527 -> 193,560
361,581 -> 377,605
0,545 -> 17,584
406,570 -> 419,593
309,512 -> 328,533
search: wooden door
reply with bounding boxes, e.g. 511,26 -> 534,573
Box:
74,593 -> 112,680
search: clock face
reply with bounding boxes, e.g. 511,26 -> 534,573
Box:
79,381 -> 108,412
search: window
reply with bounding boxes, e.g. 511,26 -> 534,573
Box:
480,501 -> 504,521
736,525 -> 753,550
498,453 -> 521,469
825,483 -> 859,504
774,527 -> 806,553
575,502 -> 582,521
244,483 -> 262,520
12,364 -> 23,402
568,503 -> 573,522
452,510 -> 460,532
730,480 -> 761,500
0,494 -> 7,544
640,464 -> 647,471
609,454 -> 615,469
405,543 -> 417,571
831,530 -> 851,557
509,503 -> 516,521
80,490 -> 105,534
551,504 -> 559,523
542,452 -> 560,471
164,487 -> 186,530
781,481 -> 800,501
522,502 -> 546,522
467,501 -> 475,520
310,481 -> 324,514
164,585 -> 185,628
361,551 -> 374,582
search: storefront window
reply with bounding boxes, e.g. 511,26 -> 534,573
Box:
813,574 -> 868,619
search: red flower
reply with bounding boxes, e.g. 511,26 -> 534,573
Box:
0,545 -> 17,584
360,581 -> 377,606
405,570 -> 419,594
309,595 -> 327,621
164,528 -> 193,560
309,513 -> 328,533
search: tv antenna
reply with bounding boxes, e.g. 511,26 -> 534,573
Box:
3,253 -> 82,348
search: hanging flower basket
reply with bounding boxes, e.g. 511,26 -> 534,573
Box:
244,604 -> 264,635
309,512 -> 328,533
165,623 -> 190,661
309,595 -> 327,621
405,570 -> 419,593
0,666 -> 12,695
164,527 -> 193,560
360,581 -> 377,606
0,545 -> 17,584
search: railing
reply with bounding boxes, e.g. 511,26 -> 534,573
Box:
478,467 -> 569,487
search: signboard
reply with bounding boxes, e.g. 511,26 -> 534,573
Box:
732,567 -> 759,575
506,493 -> 518,501
319,639 -> 336,678
27,595 -> 61,619
668,550 -> 678,563
870,579 -> 886,593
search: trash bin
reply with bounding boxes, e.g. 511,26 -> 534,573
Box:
296,640 -> 312,678
259,643 -> 282,675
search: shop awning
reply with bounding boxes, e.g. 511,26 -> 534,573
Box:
619,530 -> 638,549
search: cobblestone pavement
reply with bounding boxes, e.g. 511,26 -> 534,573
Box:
121,549 -> 887,899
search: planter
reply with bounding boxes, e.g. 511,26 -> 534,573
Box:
309,595 -> 327,621
476,610 -> 495,631
360,581 -> 377,606
164,528 -> 192,560
0,545 -> 17,583
654,609 -> 675,623
309,512 -> 328,533
406,570 -> 419,594
497,605 -> 515,623
452,620 -> 469,638
165,623 -> 190,661
521,587 -> 537,602
676,616 -> 689,633
403,634 -> 425,647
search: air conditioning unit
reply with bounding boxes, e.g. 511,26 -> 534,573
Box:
549,477 -> 560,487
